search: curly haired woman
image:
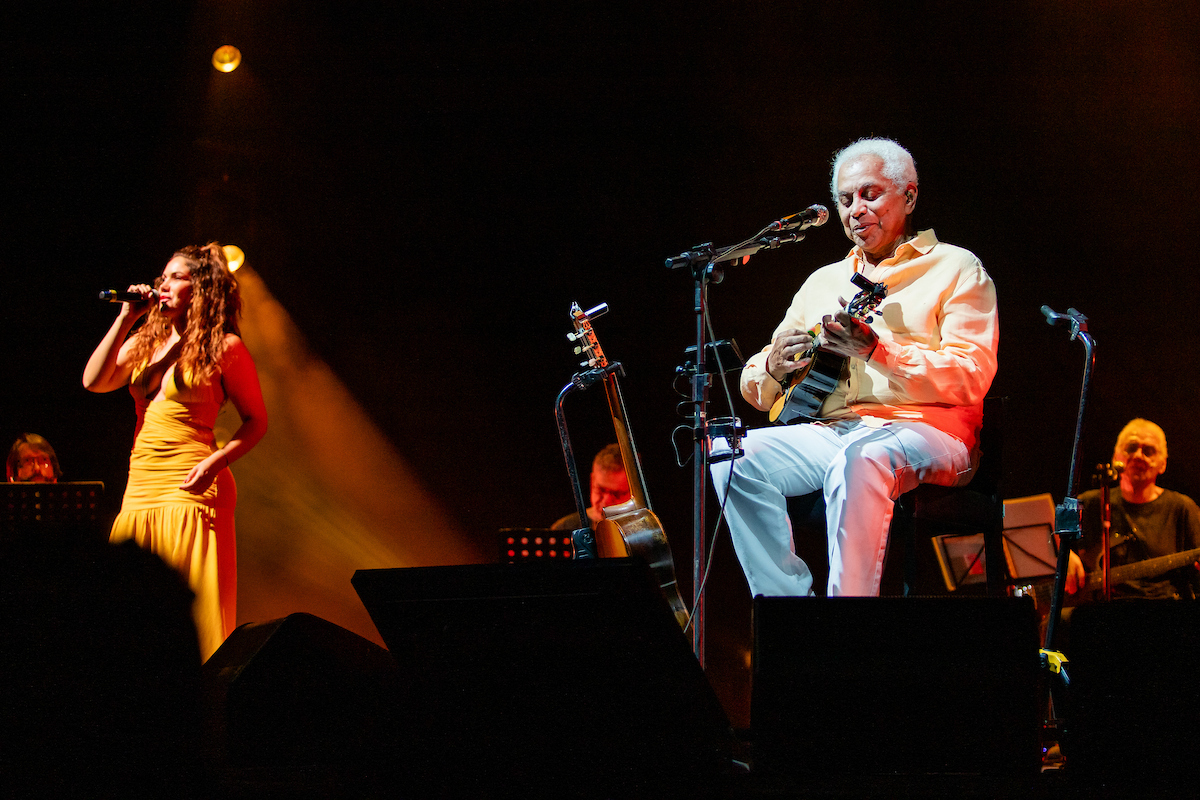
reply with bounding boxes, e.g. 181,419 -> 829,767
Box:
85,243 -> 267,660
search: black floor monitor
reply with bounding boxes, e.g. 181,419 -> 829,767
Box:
352,558 -> 731,797
752,595 -> 1042,785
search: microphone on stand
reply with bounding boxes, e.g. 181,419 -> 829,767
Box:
98,289 -> 152,303
772,204 -> 829,232
1041,305 -> 1062,324
1095,460 -> 1125,486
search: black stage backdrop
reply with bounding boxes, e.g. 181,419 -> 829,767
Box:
5,0 -> 1200,726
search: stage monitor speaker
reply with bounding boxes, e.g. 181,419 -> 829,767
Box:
1,533 -> 202,797
352,558 -> 731,798
1065,601 -> 1200,788
752,596 -> 1041,783
201,613 -> 406,777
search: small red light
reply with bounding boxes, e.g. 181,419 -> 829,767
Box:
521,550 -> 530,557
535,550 -> 543,557
507,550 -> 516,558
521,537 -> 529,545
549,550 -> 557,557
535,537 -> 543,545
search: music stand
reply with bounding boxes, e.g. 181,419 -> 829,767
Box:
497,527 -> 575,563
1,482 -> 107,541
933,493 -> 1058,591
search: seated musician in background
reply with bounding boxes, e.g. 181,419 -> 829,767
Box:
1066,419 -> 1200,599
551,443 -> 631,530
6,434 -> 61,483
710,137 -> 999,597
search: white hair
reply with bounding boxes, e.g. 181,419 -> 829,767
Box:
830,138 -> 918,200
1117,418 -> 1168,459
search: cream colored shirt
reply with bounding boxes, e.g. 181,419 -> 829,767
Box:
741,230 -> 998,450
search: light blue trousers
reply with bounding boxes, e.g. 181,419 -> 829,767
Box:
711,419 -> 973,597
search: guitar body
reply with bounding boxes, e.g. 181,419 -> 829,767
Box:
766,272 -> 888,426
768,350 -> 846,424
596,503 -> 689,629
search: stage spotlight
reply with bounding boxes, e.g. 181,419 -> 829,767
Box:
223,244 -> 245,272
212,45 -> 242,73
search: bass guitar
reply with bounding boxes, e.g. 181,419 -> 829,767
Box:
1083,546 -> 1200,593
568,301 -> 689,629
768,271 -> 888,425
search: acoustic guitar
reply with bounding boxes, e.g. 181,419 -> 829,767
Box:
768,271 -> 888,425
568,302 -> 689,629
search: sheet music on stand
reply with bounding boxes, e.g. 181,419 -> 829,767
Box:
932,493 -> 1058,591
1,481 -> 107,541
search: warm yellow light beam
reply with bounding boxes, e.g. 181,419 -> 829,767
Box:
222,244 -> 245,272
212,45 -> 242,73
221,266 -> 486,646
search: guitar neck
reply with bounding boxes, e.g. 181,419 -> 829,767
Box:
1085,546 -> 1200,590
602,370 -> 652,511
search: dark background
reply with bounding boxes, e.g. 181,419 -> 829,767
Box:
5,1 -> 1199,724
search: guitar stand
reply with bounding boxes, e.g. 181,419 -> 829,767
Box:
555,360 -> 625,561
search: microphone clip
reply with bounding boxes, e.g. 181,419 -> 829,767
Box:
666,243 -> 715,271
1092,461 -> 1123,487
1041,305 -> 1089,341
708,416 -> 745,463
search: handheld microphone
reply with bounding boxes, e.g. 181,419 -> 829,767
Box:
98,289 -> 151,303
774,204 -> 829,232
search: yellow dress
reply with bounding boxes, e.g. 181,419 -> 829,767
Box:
109,365 -> 237,661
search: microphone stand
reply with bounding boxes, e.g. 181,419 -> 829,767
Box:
1093,461 -> 1123,602
666,213 -> 824,665
1039,306 -> 1096,681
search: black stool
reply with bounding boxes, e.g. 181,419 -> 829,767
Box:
786,396 -> 1006,596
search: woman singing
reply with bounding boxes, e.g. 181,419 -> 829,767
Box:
84,243 -> 267,660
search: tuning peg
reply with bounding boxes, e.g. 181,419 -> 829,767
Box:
567,332 -> 579,342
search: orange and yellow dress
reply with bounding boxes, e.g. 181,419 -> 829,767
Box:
109,365 -> 237,661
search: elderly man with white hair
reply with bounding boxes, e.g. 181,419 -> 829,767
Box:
1066,419 -> 1200,600
711,137 -> 999,597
